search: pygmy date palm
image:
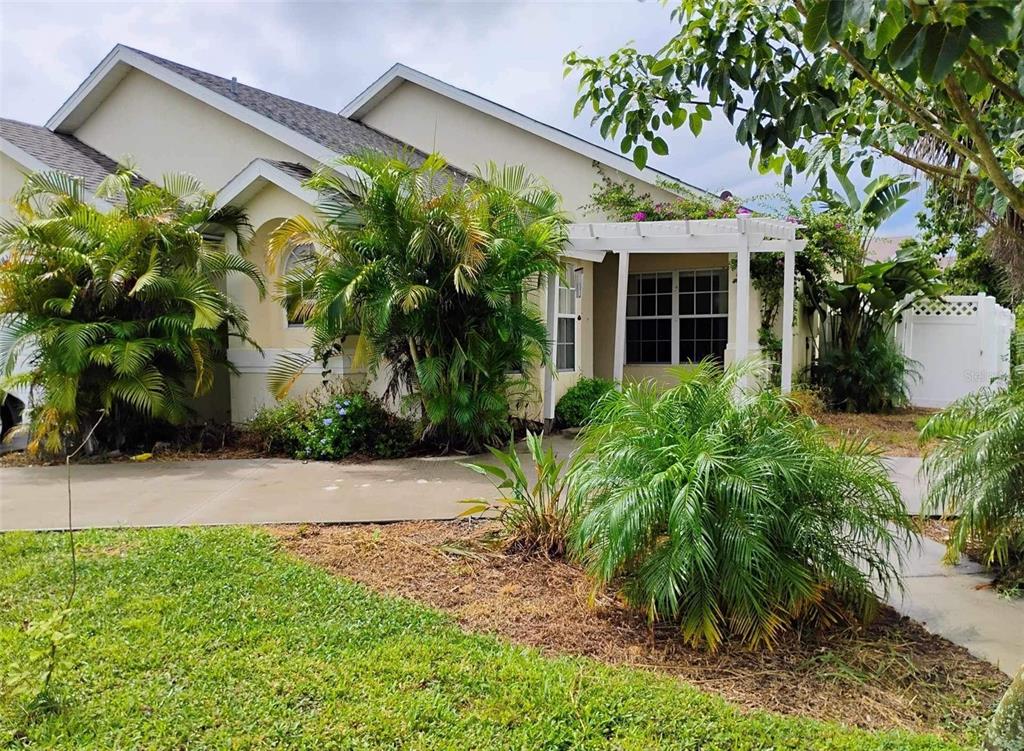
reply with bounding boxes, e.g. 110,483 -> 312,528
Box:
568,360 -> 911,651
0,169 -> 264,454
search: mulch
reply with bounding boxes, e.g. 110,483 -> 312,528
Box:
813,409 -> 936,457
273,520 -> 1009,739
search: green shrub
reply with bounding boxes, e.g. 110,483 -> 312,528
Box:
555,377 -> 615,428
461,431 -> 575,556
815,329 -> 917,413
921,376 -> 1024,581
294,391 -> 414,461
568,361 -> 911,651
246,401 -> 304,454
246,390 -> 414,460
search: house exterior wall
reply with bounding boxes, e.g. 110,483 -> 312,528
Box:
72,69 -> 311,191
0,152 -> 30,221
356,81 -> 681,221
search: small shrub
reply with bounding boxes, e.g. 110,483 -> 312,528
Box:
555,378 -> 615,428
293,392 -> 414,461
247,401 -> 304,454
461,431 -> 574,557
568,361 -> 911,651
246,391 -> 414,460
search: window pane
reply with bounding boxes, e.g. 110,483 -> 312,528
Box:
695,294 -> 711,315
641,275 -> 657,294
640,296 -> 656,316
696,273 -> 712,292
557,318 -> 575,370
657,274 -> 673,293
681,318 -> 695,339
626,295 -> 639,316
627,275 -> 639,294
694,340 -> 711,362
679,339 -> 695,363
680,293 -> 694,315
680,274 -> 694,292
712,291 -> 728,314
657,293 -> 672,316
714,317 -> 728,339
695,318 -> 712,338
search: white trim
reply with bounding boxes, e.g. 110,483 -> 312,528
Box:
561,248 -> 606,263
341,63 -> 715,200
0,136 -> 113,211
213,158 -> 319,211
542,270 -> 558,423
556,262 -> 578,373
47,45 -> 350,172
227,348 -> 349,375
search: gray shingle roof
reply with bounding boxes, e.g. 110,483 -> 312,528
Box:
0,117 -> 126,194
126,47 -> 432,164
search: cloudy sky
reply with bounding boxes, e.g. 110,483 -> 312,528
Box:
0,0 -> 921,234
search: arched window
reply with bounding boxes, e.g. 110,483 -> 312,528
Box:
284,245 -> 315,327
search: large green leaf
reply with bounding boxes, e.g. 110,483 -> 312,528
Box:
802,1 -> 831,51
919,23 -> 972,84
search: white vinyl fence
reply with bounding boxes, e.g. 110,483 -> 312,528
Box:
896,294 -> 1014,408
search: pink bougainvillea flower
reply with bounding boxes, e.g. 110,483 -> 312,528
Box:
737,207 -> 752,215
632,211 -> 647,221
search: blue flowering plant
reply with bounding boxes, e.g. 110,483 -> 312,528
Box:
292,391 -> 414,461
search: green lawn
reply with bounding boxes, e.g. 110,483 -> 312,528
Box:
1,527 -> 965,750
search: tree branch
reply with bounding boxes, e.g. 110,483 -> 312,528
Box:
945,77 -> 1024,217
967,49 -> 1024,106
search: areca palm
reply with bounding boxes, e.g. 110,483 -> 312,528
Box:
267,151 -> 566,451
568,360 -> 911,651
0,168 -> 263,454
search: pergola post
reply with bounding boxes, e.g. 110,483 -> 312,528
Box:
613,250 -> 630,385
542,269 -> 558,430
734,232 -> 753,364
780,243 -> 796,394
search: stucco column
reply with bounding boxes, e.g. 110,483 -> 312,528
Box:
613,251 -> 630,385
781,243 -> 796,394
542,269 -> 558,429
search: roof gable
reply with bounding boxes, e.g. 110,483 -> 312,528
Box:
46,45 -> 434,175
341,64 -> 713,199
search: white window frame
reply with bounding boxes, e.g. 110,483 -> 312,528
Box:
625,268 -> 728,365
556,263 -> 579,372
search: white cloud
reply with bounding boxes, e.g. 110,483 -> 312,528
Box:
0,0 -> 920,234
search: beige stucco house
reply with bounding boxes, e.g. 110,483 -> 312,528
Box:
0,44 -> 806,427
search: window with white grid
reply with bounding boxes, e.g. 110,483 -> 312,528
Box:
625,271 -> 673,364
678,269 -> 728,364
557,264 -> 577,371
625,269 -> 728,365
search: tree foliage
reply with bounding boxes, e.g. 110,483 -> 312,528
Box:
566,0 -> 1024,249
267,152 -> 566,452
0,169 -> 263,454
567,360 -> 911,651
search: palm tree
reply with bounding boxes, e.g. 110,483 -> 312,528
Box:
0,168 -> 264,454
267,151 -> 566,451
568,360 -> 911,650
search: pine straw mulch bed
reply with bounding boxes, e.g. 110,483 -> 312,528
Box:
273,520 -> 1008,741
812,409 -> 936,457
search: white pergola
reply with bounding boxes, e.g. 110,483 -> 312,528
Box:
542,216 -> 807,422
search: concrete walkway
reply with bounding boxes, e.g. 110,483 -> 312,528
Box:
0,452 -> 507,530
2,442 -> 1021,674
